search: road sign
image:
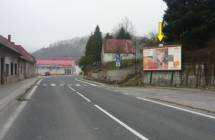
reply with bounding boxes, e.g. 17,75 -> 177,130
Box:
115,54 -> 121,68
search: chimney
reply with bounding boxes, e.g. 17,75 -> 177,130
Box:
8,35 -> 11,42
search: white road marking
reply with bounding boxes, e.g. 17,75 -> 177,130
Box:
0,79 -> 42,140
75,84 -> 81,87
94,104 -> 148,140
75,78 -> 101,87
67,86 -> 91,102
76,92 -> 91,103
68,86 -> 76,92
36,79 -> 43,85
136,97 -> 215,120
51,84 -> 56,87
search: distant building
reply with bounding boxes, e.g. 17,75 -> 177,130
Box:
36,59 -> 75,75
0,35 -> 36,85
101,39 -> 135,64
73,65 -> 82,75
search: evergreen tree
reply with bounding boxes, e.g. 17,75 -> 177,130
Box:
105,33 -> 113,39
94,25 -> 103,64
116,27 -> 131,39
163,0 -> 215,49
85,34 -> 95,57
84,25 -> 103,66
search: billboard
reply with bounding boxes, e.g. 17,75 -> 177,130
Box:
143,46 -> 181,71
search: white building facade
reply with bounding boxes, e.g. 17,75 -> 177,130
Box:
101,39 -> 135,64
36,60 -> 75,75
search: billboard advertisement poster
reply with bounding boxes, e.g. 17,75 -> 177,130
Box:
143,46 -> 181,71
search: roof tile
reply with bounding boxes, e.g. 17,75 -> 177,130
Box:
103,39 -> 135,54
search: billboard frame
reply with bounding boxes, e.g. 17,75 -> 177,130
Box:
143,45 -> 182,71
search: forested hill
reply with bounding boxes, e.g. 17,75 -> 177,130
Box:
32,37 -> 88,61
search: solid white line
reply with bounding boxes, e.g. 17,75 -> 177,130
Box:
136,97 -> 215,120
75,78 -> 100,87
0,83 -> 40,140
68,86 -> 76,92
94,104 -> 148,140
36,79 -> 42,85
76,92 -> 91,102
25,85 -> 38,99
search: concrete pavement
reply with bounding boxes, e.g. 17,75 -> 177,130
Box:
0,77 -> 40,111
0,77 -> 40,138
110,86 -> 215,114
1,76 -> 215,140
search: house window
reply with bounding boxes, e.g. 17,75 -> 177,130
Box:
20,64 -> 23,74
15,63 -> 17,75
11,62 -> 13,75
6,64 -> 9,76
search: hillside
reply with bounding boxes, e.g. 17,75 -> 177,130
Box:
33,37 -> 88,61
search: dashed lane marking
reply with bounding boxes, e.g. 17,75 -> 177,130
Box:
94,104 -> 148,140
51,84 -> 56,87
67,85 -> 148,140
76,92 -> 91,102
67,86 -> 91,102
68,86 -> 76,92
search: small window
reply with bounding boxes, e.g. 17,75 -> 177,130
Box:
15,63 -> 17,75
6,64 -> 9,76
11,62 -> 13,75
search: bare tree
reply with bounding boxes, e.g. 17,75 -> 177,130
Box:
112,17 -> 136,37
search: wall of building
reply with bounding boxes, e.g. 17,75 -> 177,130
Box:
0,47 -> 35,85
36,65 -> 74,75
0,47 -> 19,84
102,52 -> 135,64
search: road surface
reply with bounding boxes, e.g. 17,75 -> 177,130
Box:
2,76 -> 215,140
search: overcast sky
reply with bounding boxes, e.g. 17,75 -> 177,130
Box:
0,0 -> 167,52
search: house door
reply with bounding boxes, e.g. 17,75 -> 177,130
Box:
1,58 -> 5,85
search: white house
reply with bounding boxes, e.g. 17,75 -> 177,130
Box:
36,59 -> 75,75
101,39 -> 135,64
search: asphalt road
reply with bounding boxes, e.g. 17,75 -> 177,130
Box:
2,76 -> 215,140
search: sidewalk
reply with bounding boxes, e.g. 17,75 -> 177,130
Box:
0,77 -> 40,111
111,86 -> 215,113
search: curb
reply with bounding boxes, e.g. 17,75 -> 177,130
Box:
16,78 -> 42,102
0,77 -> 41,111
146,97 -> 215,115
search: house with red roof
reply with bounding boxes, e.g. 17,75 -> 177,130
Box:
0,35 -> 36,85
36,59 -> 75,75
101,39 -> 135,64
